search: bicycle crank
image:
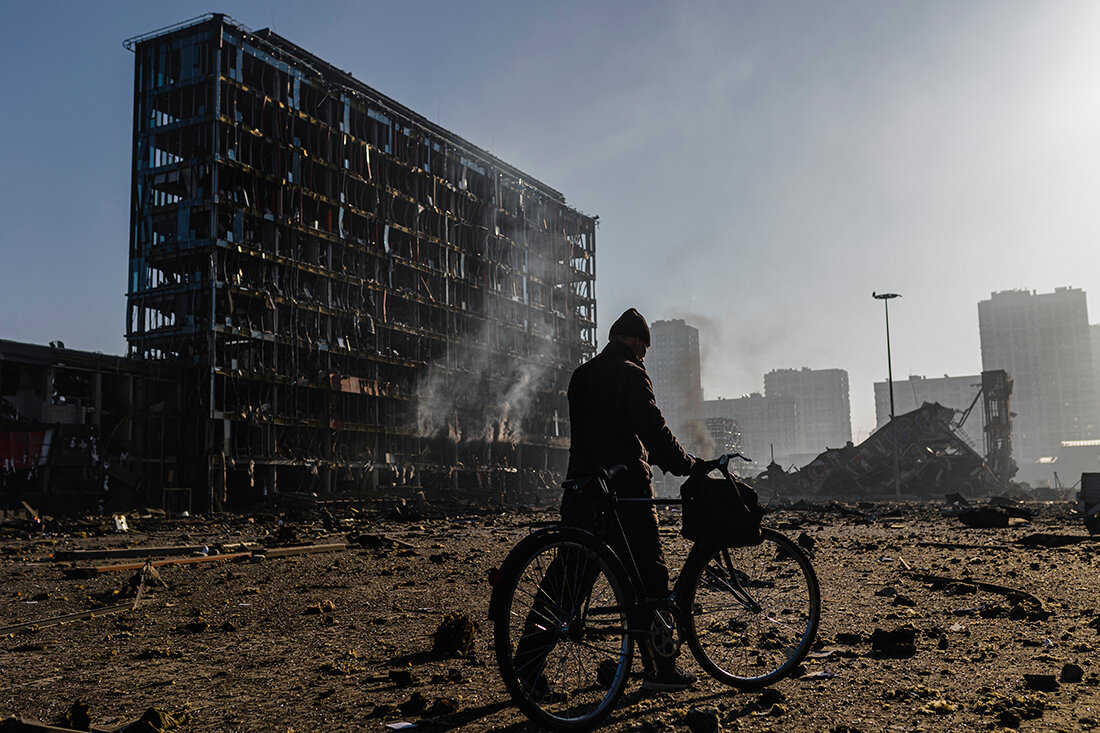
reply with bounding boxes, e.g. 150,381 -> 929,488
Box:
649,610 -> 680,658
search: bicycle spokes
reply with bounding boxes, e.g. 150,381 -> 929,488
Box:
684,531 -> 820,688
701,552 -> 763,614
496,532 -> 634,729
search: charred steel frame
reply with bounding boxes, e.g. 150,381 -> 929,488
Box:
124,15 -> 597,508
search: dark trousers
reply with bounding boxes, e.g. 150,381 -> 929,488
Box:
511,482 -> 669,685
605,498 -> 669,601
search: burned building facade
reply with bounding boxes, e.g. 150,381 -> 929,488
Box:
124,15 -> 596,507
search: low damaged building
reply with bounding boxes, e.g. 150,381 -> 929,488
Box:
0,340 -> 180,514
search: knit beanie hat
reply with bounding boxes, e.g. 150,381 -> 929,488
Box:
608,308 -> 651,346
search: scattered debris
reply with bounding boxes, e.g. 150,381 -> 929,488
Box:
398,691 -> 429,715
115,707 -> 187,732
684,706 -> 720,733
870,626 -> 917,658
427,697 -> 459,717
63,552 -> 251,579
0,601 -> 136,636
1060,663 -> 1084,683
259,543 -> 347,559
350,532 -> 416,550
53,544 -> 257,561
907,572 -> 1042,606
919,699 -> 957,715
1017,533 -> 1100,547
1,496 -> 1096,730
973,690 -> 1047,727
389,670 -> 423,688
917,540 -> 1012,551
57,701 -> 91,732
1023,674 -> 1059,692
431,613 -> 478,657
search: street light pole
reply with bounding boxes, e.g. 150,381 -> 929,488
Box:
873,292 -> 902,500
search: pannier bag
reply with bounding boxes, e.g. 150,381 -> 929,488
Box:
560,476 -> 611,529
680,472 -> 764,547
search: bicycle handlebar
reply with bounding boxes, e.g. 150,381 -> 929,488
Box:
693,452 -> 752,474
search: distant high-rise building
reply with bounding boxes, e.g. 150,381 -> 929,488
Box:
978,288 -> 1098,481
874,374 -> 983,448
765,367 -> 851,455
1092,324 -> 1100,409
701,394 -> 799,470
648,319 -> 705,451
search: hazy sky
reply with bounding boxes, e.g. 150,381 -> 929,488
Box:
2,1 -> 1098,442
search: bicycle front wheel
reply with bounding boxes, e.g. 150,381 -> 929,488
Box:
492,527 -> 634,731
681,527 -> 819,688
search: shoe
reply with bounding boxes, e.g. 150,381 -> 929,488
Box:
641,662 -> 697,692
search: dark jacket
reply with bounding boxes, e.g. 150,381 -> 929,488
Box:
566,340 -> 694,488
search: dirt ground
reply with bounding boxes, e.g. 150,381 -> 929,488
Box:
1,499 -> 1099,732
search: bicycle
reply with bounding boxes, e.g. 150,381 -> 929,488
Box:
489,453 -> 820,731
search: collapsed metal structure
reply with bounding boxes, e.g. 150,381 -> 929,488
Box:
754,370 -> 1015,498
124,15 -> 597,509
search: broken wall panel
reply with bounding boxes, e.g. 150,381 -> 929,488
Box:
125,14 -> 597,508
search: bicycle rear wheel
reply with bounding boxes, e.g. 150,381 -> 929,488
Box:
681,527 -> 819,688
492,527 -> 634,731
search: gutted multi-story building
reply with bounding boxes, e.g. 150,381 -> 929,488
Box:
124,15 -> 597,507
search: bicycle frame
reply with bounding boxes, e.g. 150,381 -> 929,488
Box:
592,471 -> 766,642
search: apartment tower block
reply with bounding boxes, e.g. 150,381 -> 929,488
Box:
978,288 -> 1097,481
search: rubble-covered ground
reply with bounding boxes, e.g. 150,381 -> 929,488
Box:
1,500 -> 1099,732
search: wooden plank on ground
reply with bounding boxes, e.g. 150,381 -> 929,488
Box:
62,552 -> 251,579
0,601 -> 137,635
258,543 -> 347,559
906,571 -> 1042,605
52,545 -> 208,561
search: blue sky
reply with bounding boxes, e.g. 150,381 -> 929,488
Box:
2,1 -> 1099,440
